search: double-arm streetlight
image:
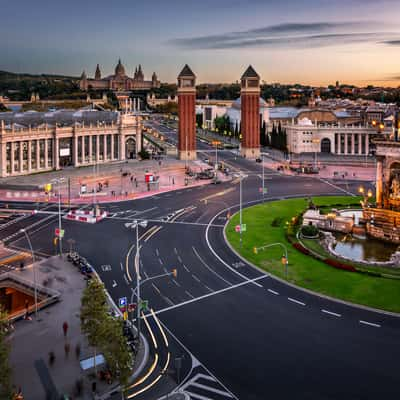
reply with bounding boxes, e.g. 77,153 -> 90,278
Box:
20,228 -> 38,320
253,242 -> 289,279
234,172 -> 248,248
51,177 -> 65,256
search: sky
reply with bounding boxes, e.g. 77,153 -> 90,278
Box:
1,0 -> 400,86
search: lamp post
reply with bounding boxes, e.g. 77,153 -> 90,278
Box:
253,242 -> 289,279
260,152 -> 269,203
234,172 -> 248,248
51,177 -> 65,256
20,229 -> 37,320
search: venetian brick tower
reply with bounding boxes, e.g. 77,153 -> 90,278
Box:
240,65 -> 261,159
177,65 -> 197,160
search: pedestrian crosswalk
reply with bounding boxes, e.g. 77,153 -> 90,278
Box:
178,370 -> 235,400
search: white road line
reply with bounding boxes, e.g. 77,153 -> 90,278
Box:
204,285 -> 213,292
288,297 -> 306,306
163,267 -> 168,274
164,297 -> 174,306
120,262 -> 123,271
321,309 -> 341,317
174,248 -> 178,255
192,274 -> 201,283
360,320 -> 381,328
130,287 -> 135,295
158,258 -> 163,265
173,279 -> 180,287
183,264 -> 190,272
112,280 -> 117,288
177,256 -> 183,263
143,270 -> 149,279
123,274 -> 129,285
267,289 -> 279,295
156,248 -> 159,257
192,246 -> 232,286
148,276 -> 267,317
185,290 -> 195,299
152,283 -> 161,294
190,382 -> 234,397
318,178 -> 356,197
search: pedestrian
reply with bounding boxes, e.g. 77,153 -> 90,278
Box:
75,343 -> 81,360
48,351 -> 55,366
62,321 -> 68,337
172,177 -> 175,185
130,176 -> 133,183
75,379 -> 83,396
64,342 -> 70,358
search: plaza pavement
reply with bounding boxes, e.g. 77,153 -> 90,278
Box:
0,158 -> 230,204
8,255 -> 146,400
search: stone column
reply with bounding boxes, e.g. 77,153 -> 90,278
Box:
351,134 -> 355,154
89,135 -> 93,163
82,135 -> 85,164
344,134 -> 348,155
10,142 -> 15,174
19,142 -> 23,172
120,135 -> 125,160
54,137 -> 60,170
44,139 -> 48,168
103,134 -> 107,161
111,134 -> 114,160
376,157 -> 383,207
1,143 -> 7,177
28,141 -> 32,172
365,133 -> 369,155
36,139 -> 40,170
96,135 -> 100,162
73,135 -> 78,166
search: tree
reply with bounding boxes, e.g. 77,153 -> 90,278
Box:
196,113 -> 203,128
80,280 -> 109,373
260,120 -> 267,147
0,307 -> 13,399
101,317 -> 133,390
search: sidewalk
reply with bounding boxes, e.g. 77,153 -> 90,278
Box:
8,256 -> 145,399
0,158 -> 230,204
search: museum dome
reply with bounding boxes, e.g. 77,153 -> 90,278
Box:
232,97 -> 267,110
115,59 -> 126,76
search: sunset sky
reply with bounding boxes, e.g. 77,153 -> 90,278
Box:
2,0 -> 400,86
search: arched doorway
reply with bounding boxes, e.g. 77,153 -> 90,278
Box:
126,138 -> 136,159
321,138 -> 331,153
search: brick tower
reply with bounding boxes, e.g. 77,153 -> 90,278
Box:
177,65 -> 197,160
240,65 -> 261,158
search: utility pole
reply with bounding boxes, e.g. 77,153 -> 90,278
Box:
239,173 -> 243,248
262,153 -> 265,203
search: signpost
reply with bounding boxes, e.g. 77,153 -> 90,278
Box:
118,297 -> 127,312
55,228 -> 65,238
259,187 -> 268,194
140,300 -> 149,312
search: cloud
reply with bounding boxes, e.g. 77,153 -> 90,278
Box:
382,40 -> 400,46
170,21 -> 391,50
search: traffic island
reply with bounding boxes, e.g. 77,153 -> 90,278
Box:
225,196 -> 400,313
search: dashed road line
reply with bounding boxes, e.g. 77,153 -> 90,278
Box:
164,296 -> 174,306
173,279 -> 180,287
267,289 -> 279,295
322,309 -> 341,318
360,320 -> 381,328
152,283 -> 161,294
204,285 -> 213,292
192,274 -> 201,283
288,297 -> 306,306
158,258 -> 163,265
174,248 -> 178,255
185,290 -> 194,299
177,256 -> 183,263
183,264 -> 190,272
155,248 -> 159,257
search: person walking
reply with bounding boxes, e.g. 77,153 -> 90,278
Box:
64,342 -> 70,359
62,321 -> 69,337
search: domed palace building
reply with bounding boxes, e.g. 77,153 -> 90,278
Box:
79,59 -> 160,91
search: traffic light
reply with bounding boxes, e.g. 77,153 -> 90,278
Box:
226,212 -> 231,219
172,269 -> 178,278
253,247 -> 258,254
281,255 -> 288,265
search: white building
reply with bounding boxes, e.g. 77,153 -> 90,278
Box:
226,97 -> 269,130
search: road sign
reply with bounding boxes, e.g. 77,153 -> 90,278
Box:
241,224 -> 247,232
118,297 -> 127,309
235,225 -> 241,233
259,187 -> 268,194
140,300 -> 149,312
55,228 -> 65,238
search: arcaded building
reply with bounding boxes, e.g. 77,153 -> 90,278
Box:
0,110 -> 142,177
80,59 -> 160,91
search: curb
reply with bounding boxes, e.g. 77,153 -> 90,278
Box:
219,200 -> 400,319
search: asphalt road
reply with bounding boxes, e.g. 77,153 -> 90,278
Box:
4,121 -> 397,400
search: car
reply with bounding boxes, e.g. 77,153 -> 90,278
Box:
255,158 -> 262,163
204,158 -> 209,164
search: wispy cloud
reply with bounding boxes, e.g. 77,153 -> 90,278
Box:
382,40 -> 400,46
170,21 -> 395,50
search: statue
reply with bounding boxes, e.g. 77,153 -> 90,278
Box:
390,176 -> 400,199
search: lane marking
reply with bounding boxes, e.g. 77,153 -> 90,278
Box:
150,308 -> 169,347
267,289 -> 279,295
204,285 -> 213,292
152,283 -> 161,294
177,256 -> 183,263
192,246 -> 232,286
158,258 -> 163,265
189,382 -> 234,398
318,178 -> 356,197
148,276 -> 267,317
183,264 -> 190,272
288,297 -> 306,306
156,248 -> 159,256
174,247 -> 178,255
112,280 -> 117,288
164,297 -> 174,306
124,274 -> 130,285
192,274 -> 201,283
360,320 -> 381,328
173,279 -> 180,287
322,309 -> 341,318
185,290 -> 194,299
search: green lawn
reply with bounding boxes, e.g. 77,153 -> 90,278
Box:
226,196 -> 400,313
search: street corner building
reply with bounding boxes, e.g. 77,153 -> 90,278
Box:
79,59 -> 160,91
0,110 -> 143,177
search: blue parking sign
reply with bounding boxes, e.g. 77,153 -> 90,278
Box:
118,297 -> 127,309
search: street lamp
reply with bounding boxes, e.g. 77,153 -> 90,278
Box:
234,172 -> 248,248
260,152 -> 269,202
253,242 -> 289,279
20,229 -> 37,320
51,177 -> 65,256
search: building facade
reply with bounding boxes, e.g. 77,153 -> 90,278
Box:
0,110 -> 142,177
80,60 -> 160,92
285,118 -> 386,155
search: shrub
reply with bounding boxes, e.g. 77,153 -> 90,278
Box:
324,258 -> 356,272
293,242 -> 310,255
271,217 -> 283,227
301,224 -> 319,237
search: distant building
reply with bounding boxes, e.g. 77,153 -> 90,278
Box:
0,110 -> 142,177
79,59 -> 160,92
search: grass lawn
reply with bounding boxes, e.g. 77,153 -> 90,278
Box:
226,196 -> 400,313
